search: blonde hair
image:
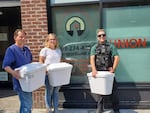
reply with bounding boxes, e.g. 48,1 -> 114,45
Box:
96,29 -> 105,35
44,33 -> 59,48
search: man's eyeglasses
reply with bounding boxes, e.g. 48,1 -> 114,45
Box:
97,34 -> 106,38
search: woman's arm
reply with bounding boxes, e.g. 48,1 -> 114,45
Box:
39,56 -> 45,64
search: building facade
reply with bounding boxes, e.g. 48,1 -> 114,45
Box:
0,0 -> 150,109
0,0 -> 21,86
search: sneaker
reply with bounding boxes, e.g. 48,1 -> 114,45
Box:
53,109 -> 59,113
46,108 -> 53,113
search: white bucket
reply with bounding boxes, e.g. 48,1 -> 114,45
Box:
47,62 -> 73,87
87,71 -> 115,95
15,62 -> 46,92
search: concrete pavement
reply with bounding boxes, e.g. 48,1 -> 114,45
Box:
1,108 -> 150,113
0,89 -> 150,113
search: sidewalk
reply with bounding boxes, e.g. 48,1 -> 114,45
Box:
1,108 -> 150,113
32,109 -> 150,113
0,89 -> 150,113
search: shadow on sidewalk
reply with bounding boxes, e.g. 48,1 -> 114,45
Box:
0,110 -> 5,113
0,109 -> 18,113
0,89 -> 17,98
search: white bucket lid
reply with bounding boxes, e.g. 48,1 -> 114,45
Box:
15,62 -> 46,78
87,71 -> 115,78
47,62 -> 72,71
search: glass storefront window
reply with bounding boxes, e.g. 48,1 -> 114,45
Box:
103,5 -> 150,82
50,1 -> 150,83
51,4 -> 99,84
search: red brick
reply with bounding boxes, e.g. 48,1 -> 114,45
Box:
21,0 -> 48,108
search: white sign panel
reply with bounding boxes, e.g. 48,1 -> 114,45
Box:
0,33 -> 8,41
51,0 -> 98,4
0,72 -> 8,81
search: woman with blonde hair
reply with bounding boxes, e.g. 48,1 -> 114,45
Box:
39,33 -> 62,113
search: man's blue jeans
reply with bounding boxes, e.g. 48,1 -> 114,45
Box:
17,91 -> 32,113
45,75 -> 60,111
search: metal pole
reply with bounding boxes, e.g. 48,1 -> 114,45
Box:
99,0 -> 103,29
46,0 -> 53,33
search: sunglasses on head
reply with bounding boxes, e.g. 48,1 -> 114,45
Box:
49,39 -> 56,41
97,34 -> 106,37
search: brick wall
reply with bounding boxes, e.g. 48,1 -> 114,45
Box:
21,0 -> 48,108
32,87 -> 46,108
21,0 -> 48,61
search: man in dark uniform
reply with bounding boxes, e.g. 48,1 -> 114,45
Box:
90,29 -> 120,113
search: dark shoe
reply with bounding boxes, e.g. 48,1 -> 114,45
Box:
96,105 -> 104,113
114,110 -> 120,113
96,109 -> 103,113
96,106 -> 104,113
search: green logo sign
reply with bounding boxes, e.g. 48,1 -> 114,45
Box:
66,16 -> 85,36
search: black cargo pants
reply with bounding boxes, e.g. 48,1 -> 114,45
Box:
96,78 -> 119,113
